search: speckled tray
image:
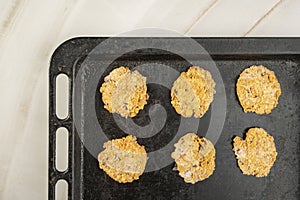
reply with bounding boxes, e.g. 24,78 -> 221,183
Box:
49,38 -> 300,200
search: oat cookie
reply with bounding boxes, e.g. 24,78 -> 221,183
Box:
233,128 -> 277,177
171,133 -> 216,184
98,135 -> 148,183
100,66 -> 149,118
236,65 -> 281,114
171,66 -> 216,118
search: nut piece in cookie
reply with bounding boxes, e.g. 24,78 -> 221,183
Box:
100,66 -> 149,118
233,127 -> 277,177
236,65 -> 281,114
171,66 -> 216,118
98,135 -> 148,183
171,133 -> 216,184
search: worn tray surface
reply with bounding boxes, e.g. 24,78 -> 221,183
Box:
49,38 -> 300,200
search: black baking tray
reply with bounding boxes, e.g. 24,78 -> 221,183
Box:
49,38 -> 300,200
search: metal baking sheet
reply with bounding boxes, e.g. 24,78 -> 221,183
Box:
49,38 -> 300,200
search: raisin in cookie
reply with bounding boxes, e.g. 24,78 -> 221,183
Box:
236,65 -> 281,114
171,133 -> 216,184
171,66 -> 216,118
233,128 -> 277,177
98,135 -> 148,183
100,66 -> 149,118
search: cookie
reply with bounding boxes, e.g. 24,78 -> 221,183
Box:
171,66 -> 216,118
233,128 -> 277,177
100,66 -> 149,118
236,65 -> 281,114
98,135 -> 148,183
171,133 -> 216,184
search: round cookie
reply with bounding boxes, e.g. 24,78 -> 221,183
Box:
98,135 -> 148,183
171,66 -> 216,118
100,66 -> 149,118
171,133 -> 216,184
233,128 -> 277,177
236,65 -> 281,114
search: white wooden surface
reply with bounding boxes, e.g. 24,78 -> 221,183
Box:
0,0 -> 299,199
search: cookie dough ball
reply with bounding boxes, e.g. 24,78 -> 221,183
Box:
100,66 -> 149,118
233,128 -> 277,177
171,66 -> 216,118
236,65 -> 281,114
171,133 -> 216,184
98,135 -> 148,183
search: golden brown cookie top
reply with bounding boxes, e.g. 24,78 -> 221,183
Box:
171,66 -> 216,118
233,128 -> 277,177
100,66 -> 149,118
98,135 -> 148,183
171,133 -> 216,184
236,65 -> 281,114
